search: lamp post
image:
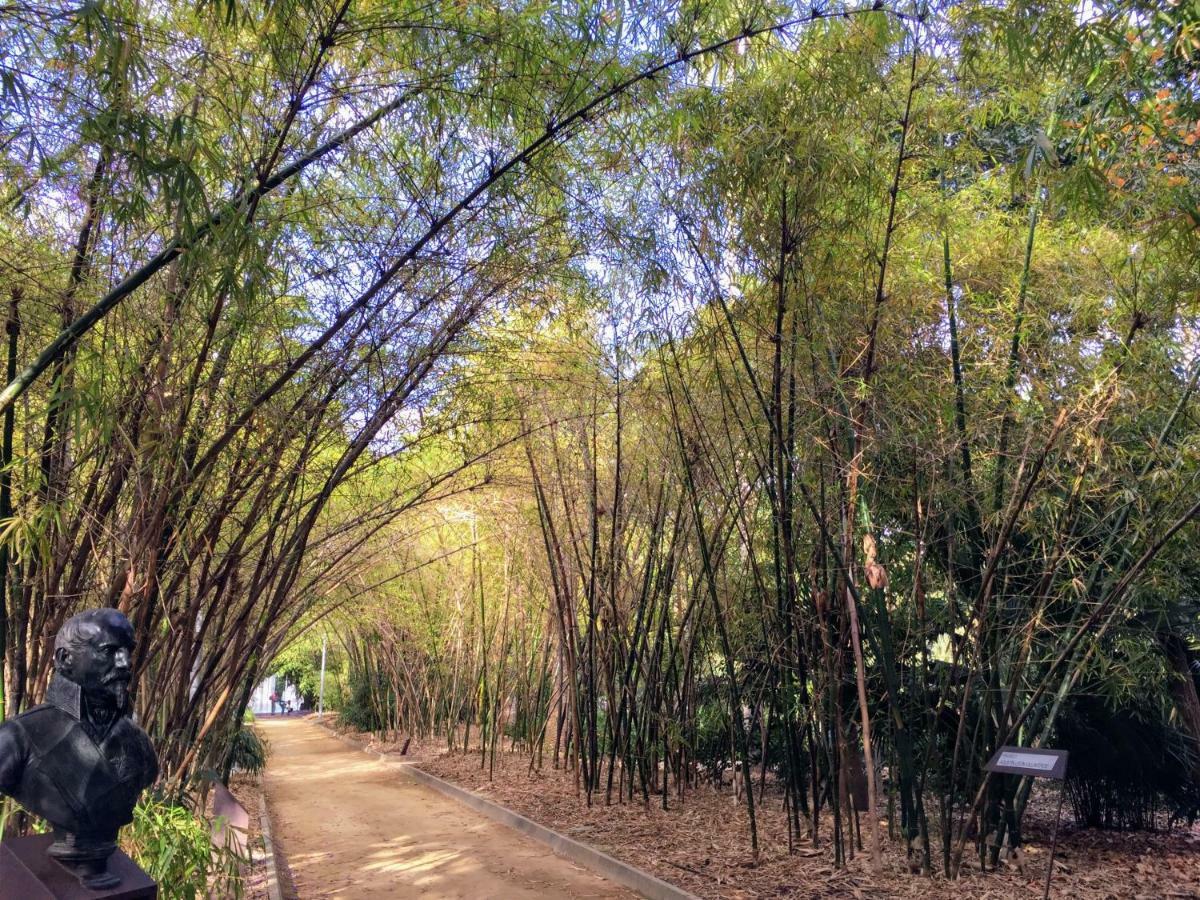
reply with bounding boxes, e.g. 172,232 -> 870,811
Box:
318,633 -> 327,719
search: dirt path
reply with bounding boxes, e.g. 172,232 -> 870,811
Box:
258,718 -> 633,899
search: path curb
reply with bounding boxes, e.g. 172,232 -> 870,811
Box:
257,793 -> 284,900
320,720 -> 386,759
315,720 -> 697,900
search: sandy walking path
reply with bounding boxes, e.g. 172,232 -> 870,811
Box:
258,717 -> 633,899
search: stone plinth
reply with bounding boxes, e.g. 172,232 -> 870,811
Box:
0,834 -> 156,899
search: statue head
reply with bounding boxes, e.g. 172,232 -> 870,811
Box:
53,608 -> 135,712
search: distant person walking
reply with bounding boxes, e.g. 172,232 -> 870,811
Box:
270,690 -> 280,715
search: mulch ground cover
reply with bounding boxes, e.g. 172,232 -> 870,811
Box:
414,750 -> 1200,899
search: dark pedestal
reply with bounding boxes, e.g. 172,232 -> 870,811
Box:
0,834 -> 156,899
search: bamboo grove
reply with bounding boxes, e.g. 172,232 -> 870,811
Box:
2,0 -> 1199,883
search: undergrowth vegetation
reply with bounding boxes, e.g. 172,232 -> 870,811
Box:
121,797 -> 246,900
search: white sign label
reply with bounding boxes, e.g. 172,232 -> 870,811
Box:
996,751 -> 1057,772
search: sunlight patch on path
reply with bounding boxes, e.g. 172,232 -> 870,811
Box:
259,717 -> 632,899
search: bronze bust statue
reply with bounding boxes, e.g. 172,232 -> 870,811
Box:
0,608 -> 158,889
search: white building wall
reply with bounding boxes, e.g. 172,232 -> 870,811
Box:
250,677 -> 302,715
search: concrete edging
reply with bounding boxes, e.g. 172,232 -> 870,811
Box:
257,793 -> 284,900
315,720 -> 697,900
321,721 -> 387,760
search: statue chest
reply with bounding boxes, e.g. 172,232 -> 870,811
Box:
10,706 -> 149,837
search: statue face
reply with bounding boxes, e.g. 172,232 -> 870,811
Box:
57,622 -> 134,710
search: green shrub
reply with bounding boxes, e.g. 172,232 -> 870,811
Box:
0,797 -> 48,836
228,727 -> 269,777
1058,694 -> 1200,830
337,667 -> 387,732
121,796 -> 245,900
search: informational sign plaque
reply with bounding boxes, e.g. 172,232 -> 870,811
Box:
986,746 -> 1068,780
983,745 -> 1070,899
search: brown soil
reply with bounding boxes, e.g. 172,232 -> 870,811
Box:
419,749 -> 1200,900
257,717 -> 634,899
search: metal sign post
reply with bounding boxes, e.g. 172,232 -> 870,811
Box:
985,746 -> 1069,900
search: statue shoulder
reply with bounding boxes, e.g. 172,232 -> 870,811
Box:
120,715 -> 155,751
9,703 -> 77,744
0,714 -> 33,793
2,704 -> 60,737
0,714 -> 28,747
11,702 -> 55,719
